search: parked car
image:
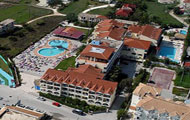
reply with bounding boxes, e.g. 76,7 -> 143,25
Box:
37,97 -> 46,101
52,102 -> 61,107
18,104 -> 25,108
0,97 -> 3,100
72,109 -> 85,116
26,106 -> 34,110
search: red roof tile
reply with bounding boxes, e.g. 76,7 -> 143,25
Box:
53,27 -> 84,39
124,38 -> 151,50
80,44 -> 115,60
95,19 -> 126,40
116,9 -> 133,17
41,65 -> 118,95
128,25 -> 162,40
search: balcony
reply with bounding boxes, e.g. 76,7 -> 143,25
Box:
47,82 -> 53,85
103,94 -> 111,98
82,97 -> 88,100
96,97 -> 103,101
54,83 -> 60,87
82,92 -> 88,96
69,89 -> 75,92
76,86 -> 82,90
54,87 -> 60,91
89,95 -> 95,99
76,90 -> 82,94
88,100 -> 94,103
89,91 -> 95,94
103,98 -> 110,103
83,88 -> 89,91
75,95 -> 81,98
69,85 -> 75,89
62,83 -> 68,87
47,86 -> 53,89
40,80 -> 46,83
47,90 -> 53,94
62,88 -> 68,91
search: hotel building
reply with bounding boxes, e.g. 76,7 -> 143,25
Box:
40,65 -> 118,107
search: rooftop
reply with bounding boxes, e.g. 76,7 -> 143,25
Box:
133,83 -> 162,97
80,44 -> 115,60
41,65 -> 118,95
53,27 -> 84,40
124,37 -> 151,50
0,106 -> 44,120
137,96 -> 190,120
95,19 -> 126,40
128,25 -> 162,40
0,19 -> 15,26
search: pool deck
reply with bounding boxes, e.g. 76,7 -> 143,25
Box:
13,33 -> 83,76
33,37 -> 72,58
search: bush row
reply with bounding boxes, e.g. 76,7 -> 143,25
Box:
39,92 -> 106,113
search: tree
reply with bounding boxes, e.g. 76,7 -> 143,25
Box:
174,7 -> 183,15
47,0 -> 62,7
119,78 -> 133,91
66,13 -> 77,22
117,109 -> 126,120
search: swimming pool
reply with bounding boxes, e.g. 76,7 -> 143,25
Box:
38,40 -> 68,57
158,46 -> 178,62
180,30 -> 187,35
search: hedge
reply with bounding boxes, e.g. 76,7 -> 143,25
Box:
39,92 -> 106,113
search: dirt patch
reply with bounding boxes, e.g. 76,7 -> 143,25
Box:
0,2 -> 12,8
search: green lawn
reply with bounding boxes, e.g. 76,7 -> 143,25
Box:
0,16 -> 65,58
174,71 -> 190,88
0,4 -> 52,24
55,56 -> 76,71
172,87 -> 189,97
145,1 -> 182,26
59,0 -> 106,15
88,7 -> 113,16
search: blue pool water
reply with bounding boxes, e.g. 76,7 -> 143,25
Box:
158,46 -> 178,62
38,40 -> 68,57
180,30 -> 187,35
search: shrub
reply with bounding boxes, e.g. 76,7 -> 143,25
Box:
39,92 -> 106,113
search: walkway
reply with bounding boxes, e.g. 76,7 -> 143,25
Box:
82,4 -> 115,13
27,6 -> 66,24
27,13 -> 66,24
169,10 -> 189,27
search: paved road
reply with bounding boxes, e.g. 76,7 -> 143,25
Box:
82,4 -> 115,13
169,10 -> 189,27
0,85 -> 119,120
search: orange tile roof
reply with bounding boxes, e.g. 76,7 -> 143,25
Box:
128,25 -> 162,40
80,44 -> 115,60
95,19 -> 126,40
124,38 -> 151,50
41,65 -> 118,95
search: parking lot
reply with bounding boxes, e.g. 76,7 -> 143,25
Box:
0,85 -> 119,120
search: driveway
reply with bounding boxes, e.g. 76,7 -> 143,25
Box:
82,4 -> 115,13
